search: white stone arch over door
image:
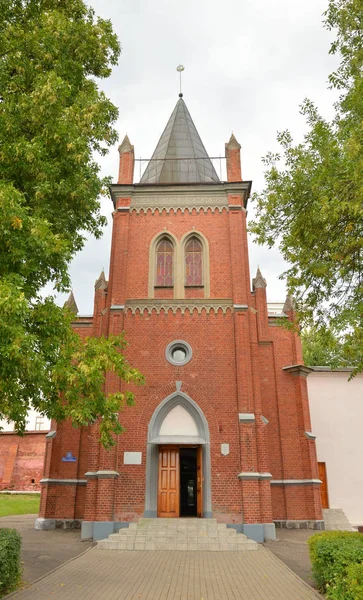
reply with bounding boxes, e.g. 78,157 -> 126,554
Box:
144,392 -> 212,518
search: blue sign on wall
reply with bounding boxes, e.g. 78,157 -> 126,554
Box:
62,452 -> 76,462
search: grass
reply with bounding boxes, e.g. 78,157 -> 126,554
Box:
0,494 -> 40,518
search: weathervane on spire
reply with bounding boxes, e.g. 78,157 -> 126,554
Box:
176,64 -> 185,97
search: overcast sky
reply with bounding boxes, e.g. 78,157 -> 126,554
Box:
56,0 -> 338,314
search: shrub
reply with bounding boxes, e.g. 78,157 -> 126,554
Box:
0,528 -> 22,597
346,562 -> 363,599
308,531 -> 363,599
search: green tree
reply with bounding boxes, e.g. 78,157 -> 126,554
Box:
250,0 -> 363,375
0,0 -> 143,447
301,324 -> 348,367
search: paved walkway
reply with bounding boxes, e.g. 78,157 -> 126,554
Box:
265,528 -> 318,586
10,546 -> 322,600
0,515 -> 92,584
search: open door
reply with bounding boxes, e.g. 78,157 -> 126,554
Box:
197,445 -> 203,518
158,447 -> 179,517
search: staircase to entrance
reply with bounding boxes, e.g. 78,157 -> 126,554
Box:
97,518 -> 260,551
323,509 -> 356,531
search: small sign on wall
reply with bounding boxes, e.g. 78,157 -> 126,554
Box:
62,452 -> 76,462
124,452 -> 142,465
221,444 -> 230,456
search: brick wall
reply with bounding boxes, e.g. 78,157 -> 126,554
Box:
0,431 -> 47,491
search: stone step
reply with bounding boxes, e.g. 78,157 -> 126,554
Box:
97,518 -> 260,551
97,539 -> 259,551
110,528 -> 238,538
136,522 -> 221,528
323,509 -> 355,531
107,534 -> 246,544
323,511 -> 350,520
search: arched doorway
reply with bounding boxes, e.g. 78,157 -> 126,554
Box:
144,392 -> 212,518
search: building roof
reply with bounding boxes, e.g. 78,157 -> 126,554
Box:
140,96 -> 220,185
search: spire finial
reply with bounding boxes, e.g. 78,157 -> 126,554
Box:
252,267 -> 267,290
176,64 -> 185,97
64,291 -> 78,315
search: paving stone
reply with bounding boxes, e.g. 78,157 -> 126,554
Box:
11,547 -> 322,600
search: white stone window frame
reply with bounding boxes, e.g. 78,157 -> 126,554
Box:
148,230 -> 210,299
165,340 -> 192,366
35,416 -> 44,431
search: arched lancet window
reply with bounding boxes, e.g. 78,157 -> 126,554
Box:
185,237 -> 203,286
155,238 -> 173,287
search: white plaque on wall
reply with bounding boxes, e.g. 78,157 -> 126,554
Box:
221,444 -> 230,456
124,452 -> 142,465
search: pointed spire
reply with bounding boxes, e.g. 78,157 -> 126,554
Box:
64,291 -> 78,315
140,97 -> 220,185
225,132 -> 242,182
283,295 -> 296,314
94,270 -> 108,291
118,134 -> 134,154
252,267 -> 267,290
226,133 -> 241,151
117,134 -> 134,184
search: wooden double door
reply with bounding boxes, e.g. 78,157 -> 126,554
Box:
158,446 -> 203,518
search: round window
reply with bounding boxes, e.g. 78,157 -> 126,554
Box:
172,347 -> 187,362
166,340 -> 192,366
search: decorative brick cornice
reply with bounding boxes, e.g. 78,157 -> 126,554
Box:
110,181 -> 252,209
125,299 -> 233,315
130,194 -> 228,215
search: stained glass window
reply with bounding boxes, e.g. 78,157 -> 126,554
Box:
156,238 -> 173,286
185,237 -> 203,286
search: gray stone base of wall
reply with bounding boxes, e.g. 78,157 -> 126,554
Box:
35,518 -> 83,531
274,520 -> 325,530
227,523 -> 276,543
34,518 -> 56,531
81,521 -> 130,541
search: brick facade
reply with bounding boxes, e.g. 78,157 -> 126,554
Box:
38,98 -> 322,540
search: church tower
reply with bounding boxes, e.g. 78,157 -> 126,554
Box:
38,95 -> 323,542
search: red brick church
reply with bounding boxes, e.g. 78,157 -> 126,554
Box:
36,94 -> 323,542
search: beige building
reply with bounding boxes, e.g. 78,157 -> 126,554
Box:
308,368 -> 363,528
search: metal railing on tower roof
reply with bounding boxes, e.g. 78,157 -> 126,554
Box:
134,156 -> 227,184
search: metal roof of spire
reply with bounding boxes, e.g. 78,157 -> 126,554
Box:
140,96 -> 220,185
